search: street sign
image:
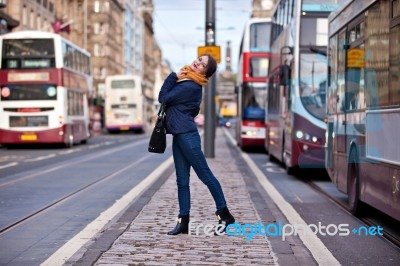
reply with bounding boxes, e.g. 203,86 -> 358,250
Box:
347,48 -> 364,68
198,45 -> 221,63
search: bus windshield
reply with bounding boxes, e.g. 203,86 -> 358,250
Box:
250,22 -> 271,52
111,80 -> 135,89
250,57 -> 269,77
2,39 -> 55,69
299,52 -> 327,120
242,85 -> 267,120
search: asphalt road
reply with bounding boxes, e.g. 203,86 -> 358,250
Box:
0,133 -> 173,265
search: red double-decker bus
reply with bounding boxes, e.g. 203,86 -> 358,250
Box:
236,18 -> 271,150
0,31 -> 92,147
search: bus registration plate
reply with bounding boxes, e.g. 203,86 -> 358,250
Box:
120,126 -> 129,131
21,133 -> 37,141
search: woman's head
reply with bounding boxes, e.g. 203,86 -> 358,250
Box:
189,54 -> 217,78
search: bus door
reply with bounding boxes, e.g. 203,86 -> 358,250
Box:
335,29 -> 348,191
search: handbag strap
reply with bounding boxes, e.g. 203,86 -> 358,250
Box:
158,103 -> 166,116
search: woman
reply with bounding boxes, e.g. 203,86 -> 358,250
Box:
158,54 -> 235,235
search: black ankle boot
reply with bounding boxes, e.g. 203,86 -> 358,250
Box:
167,215 -> 189,235
215,207 -> 235,235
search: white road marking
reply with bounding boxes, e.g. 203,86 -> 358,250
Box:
224,128 -> 340,265
24,154 -> 56,162
0,162 -> 18,169
41,156 -> 174,266
87,144 -> 101,149
265,167 -> 286,173
0,139 -> 149,188
58,150 -> 75,155
294,194 -> 304,203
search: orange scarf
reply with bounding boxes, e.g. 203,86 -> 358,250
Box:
177,65 -> 208,86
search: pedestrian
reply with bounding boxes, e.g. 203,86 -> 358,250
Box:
158,54 -> 235,235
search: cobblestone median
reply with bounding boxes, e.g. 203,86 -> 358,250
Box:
96,129 -> 278,265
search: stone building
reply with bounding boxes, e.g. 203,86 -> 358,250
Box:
4,0 -> 55,32
86,0 -> 125,96
123,0 -> 143,76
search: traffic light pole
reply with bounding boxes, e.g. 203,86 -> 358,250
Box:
204,0 -> 216,158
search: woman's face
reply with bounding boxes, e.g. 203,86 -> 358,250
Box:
190,55 -> 209,75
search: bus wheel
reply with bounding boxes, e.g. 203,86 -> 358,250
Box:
347,150 -> 363,216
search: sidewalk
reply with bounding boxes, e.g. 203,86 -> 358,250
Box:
95,129 -> 278,265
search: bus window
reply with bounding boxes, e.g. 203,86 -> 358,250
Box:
389,25 -> 400,105
346,45 -> 366,111
2,39 -> 55,69
3,39 -> 54,57
299,53 -> 327,119
250,22 -> 271,52
364,0 -> 390,108
250,57 -> 268,77
300,18 -> 328,47
111,79 -> 135,89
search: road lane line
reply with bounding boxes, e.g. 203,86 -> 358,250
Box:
223,128 -> 340,265
24,154 -> 56,162
58,150 -> 76,155
0,153 -> 154,236
41,155 -> 174,266
0,138 -> 149,188
0,162 -> 18,169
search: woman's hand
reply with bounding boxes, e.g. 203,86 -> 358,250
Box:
177,70 -> 187,79
177,66 -> 189,79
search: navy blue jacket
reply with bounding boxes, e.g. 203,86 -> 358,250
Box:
158,72 -> 202,134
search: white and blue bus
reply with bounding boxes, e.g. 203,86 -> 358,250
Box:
104,75 -> 145,133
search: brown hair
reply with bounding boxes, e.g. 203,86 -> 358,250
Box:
204,54 -> 217,78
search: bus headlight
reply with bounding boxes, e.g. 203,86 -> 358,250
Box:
1,87 -> 10,98
296,130 -> 320,144
296,130 -> 304,139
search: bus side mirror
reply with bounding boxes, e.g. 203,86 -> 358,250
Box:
280,65 -> 291,86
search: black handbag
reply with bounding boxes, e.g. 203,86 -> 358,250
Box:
148,104 -> 167,153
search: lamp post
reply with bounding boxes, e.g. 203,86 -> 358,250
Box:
204,0 -> 216,158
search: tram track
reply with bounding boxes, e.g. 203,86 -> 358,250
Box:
0,151 -> 158,236
303,177 -> 400,250
0,151 -> 155,236
0,135 -> 170,237
0,136 -> 149,188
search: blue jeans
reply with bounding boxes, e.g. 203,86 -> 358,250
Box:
172,131 -> 227,216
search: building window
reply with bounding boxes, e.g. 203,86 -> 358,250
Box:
100,67 -> 106,79
94,1 -> 100,12
94,43 -> 100,56
103,1 -> 110,12
94,44 -> 106,57
37,15 -> 41,29
49,1 -> 54,12
22,6 -> 27,26
30,10 -> 35,28
393,0 -> 400,18
94,23 -> 100,34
